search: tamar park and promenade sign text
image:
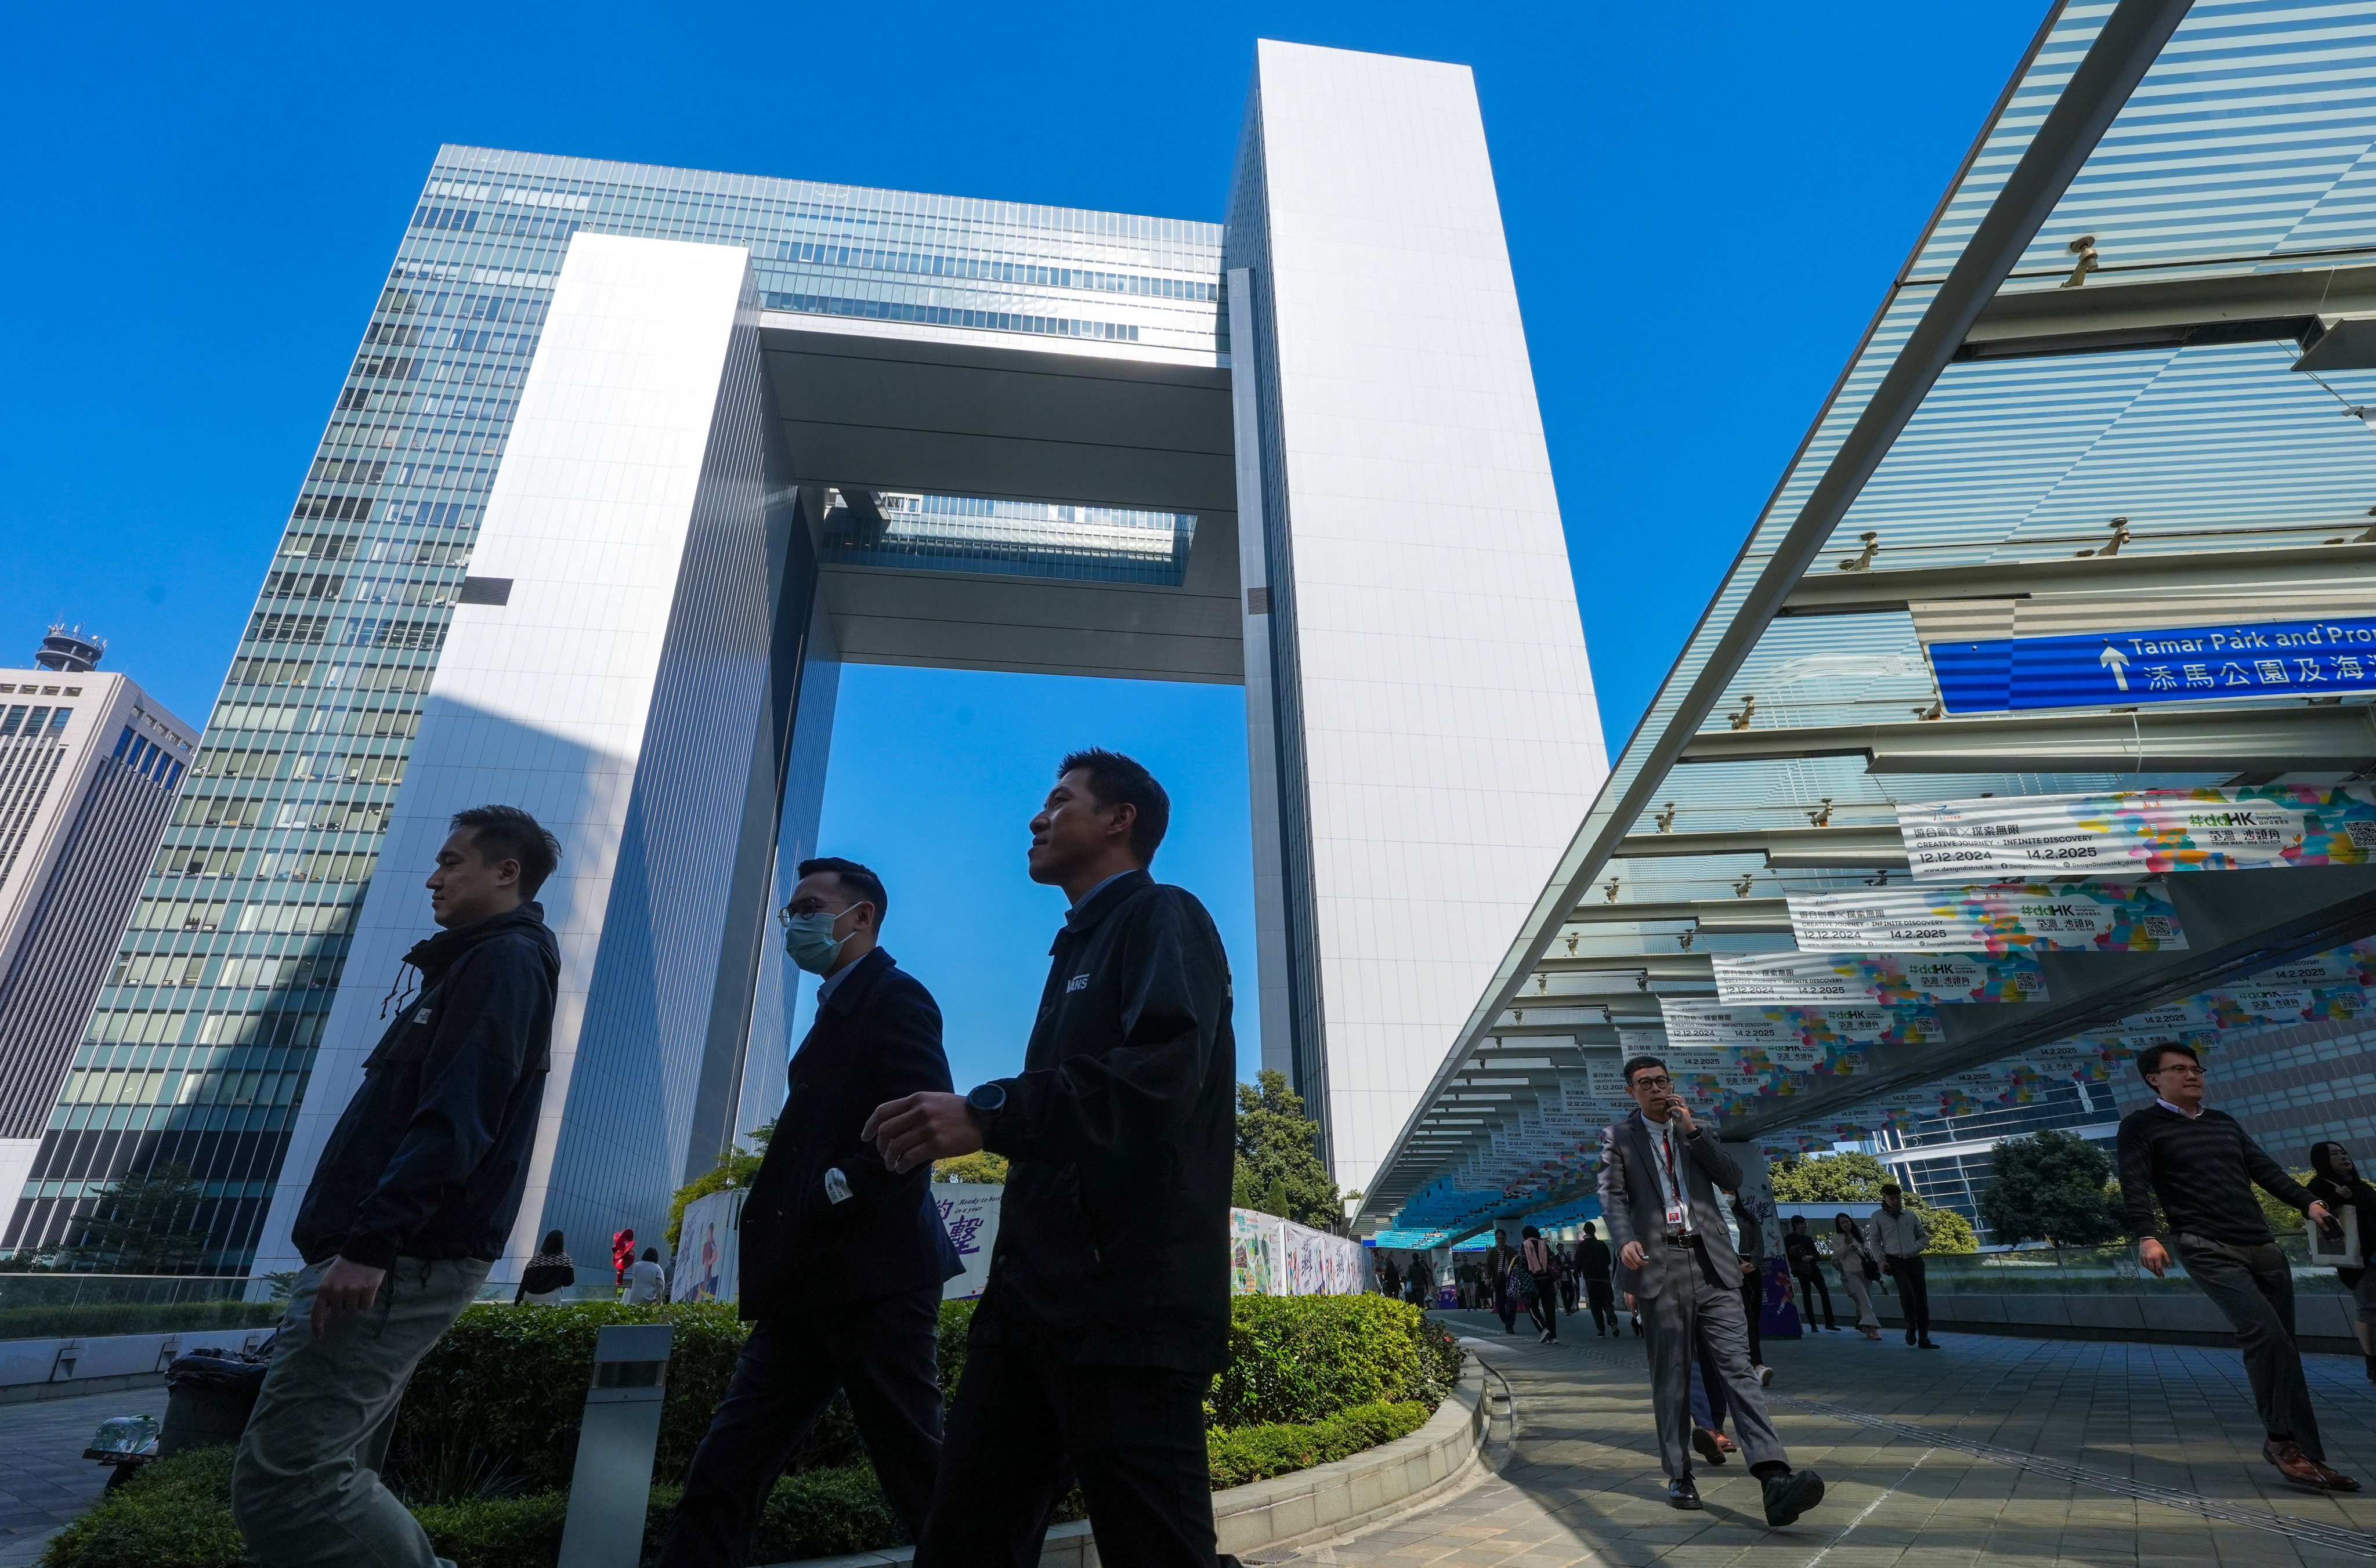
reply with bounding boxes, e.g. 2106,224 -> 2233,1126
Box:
1926,614 -> 2376,714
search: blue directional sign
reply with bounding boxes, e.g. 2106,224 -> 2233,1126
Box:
1927,615 -> 2376,714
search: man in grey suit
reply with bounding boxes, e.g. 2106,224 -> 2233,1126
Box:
1598,1053 -> 1825,1522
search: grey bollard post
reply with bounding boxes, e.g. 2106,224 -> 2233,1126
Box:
557,1322 -> 674,1568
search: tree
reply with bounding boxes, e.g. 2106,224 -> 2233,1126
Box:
1979,1129 -> 2122,1256
63,1162 -> 214,1273
934,1151 -> 1010,1184
1233,1069 -> 1341,1226
666,1122 -> 772,1251
1768,1150 -> 1978,1255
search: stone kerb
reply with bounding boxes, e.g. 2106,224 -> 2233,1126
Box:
776,1361 -> 1492,1568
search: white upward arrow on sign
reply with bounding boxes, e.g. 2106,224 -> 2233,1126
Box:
2099,644 -> 2131,691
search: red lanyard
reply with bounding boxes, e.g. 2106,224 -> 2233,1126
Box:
1659,1124 -> 1681,1196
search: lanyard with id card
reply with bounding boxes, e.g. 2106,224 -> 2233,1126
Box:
1659,1125 -> 1687,1231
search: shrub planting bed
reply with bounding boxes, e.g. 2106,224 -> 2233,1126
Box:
45,1294 -> 1460,1567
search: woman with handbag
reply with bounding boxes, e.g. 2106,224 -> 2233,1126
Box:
2307,1143 -> 2376,1381
1829,1214 -> 1884,1341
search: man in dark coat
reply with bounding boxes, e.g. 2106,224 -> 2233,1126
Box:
234,805 -> 562,1568
866,749 -> 1239,1568
659,858 -> 957,1565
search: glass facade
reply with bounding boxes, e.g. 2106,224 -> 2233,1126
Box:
6,147 -> 1223,1269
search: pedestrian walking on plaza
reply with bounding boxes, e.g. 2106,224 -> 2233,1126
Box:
1521,1226 -> 1560,1342
1784,1218 -> 1836,1331
2120,1043 -> 2360,1491
2306,1142 -> 2376,1382
1829,1214 -> 1883,1339
864,749 -> 1243,1567
1486,1230 -> 1521,1332
1869,1184 -> 1938,1348
232,805 -> 561,1568
1406,1254 -> 1434,1307
1558,1242 -> 1581,1316
1577,1221 -> 1618,1336
625,1245 -> 668,1305
515,1230 -> 574,1303
1728,1191 -> 1774,1383
1379,1254 -> 1401,1301
661,857 -> 959,1563
1597,1055 -> 1825,1523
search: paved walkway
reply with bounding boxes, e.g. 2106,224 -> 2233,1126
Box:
1257,1313 -> 2376,1568
0,1386 -> 161,1566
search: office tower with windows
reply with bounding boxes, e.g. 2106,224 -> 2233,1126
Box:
19,41 -> 1605,1280
0,632 -> 199,1242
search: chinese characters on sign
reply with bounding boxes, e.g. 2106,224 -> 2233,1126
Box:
1926,615 -> 2376,714
1788,880 -> 2185,953
1899,787 -> 2376,878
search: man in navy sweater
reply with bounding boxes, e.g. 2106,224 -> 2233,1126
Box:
2117,1041 -> 2358,1492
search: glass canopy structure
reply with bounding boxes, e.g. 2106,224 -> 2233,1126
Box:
1362,0 -> 2376,1246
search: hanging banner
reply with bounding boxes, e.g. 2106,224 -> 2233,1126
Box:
1932,1066 -> 2019,1117
1927,614 -> 2376,714
1899,788 -> 2376,880
1712,950 -> 2048,1006
1789,881 -> 2185,954
1660,1000 -> 1937,1060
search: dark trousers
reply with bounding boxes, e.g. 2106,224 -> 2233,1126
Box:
916,1335 -> 1234,1568
1738,1270 -> 1764,1363
1887,1255 -> 1932,1341
1496,1277 -> 1518,1331
1559,1273 -> 1579,1313
1643,1262 -> 1785,1480
660,1290 -> 943,1567
1528,1280 -> 1558,1339
1794,1267 -> 1835,1329
1585,1279 -> 1616,1334
2174,1235 -> 2326,1460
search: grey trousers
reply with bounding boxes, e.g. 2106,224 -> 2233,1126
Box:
233,1255 -> 491,1568
2173,1234 -> 2324,1459
1640,1251 -> 1786,1480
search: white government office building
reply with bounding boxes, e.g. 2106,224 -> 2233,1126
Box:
9,42 -> 1607,1283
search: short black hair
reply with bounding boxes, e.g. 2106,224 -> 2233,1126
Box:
1878,1182 -> 1902,1197
797,856 -> 889,924
1789,1215 -> 1807,1229
641,1247 -> 659,1262
1622,1054 -> 1668,1085
2136,1041 -> 2201,1079
450,805 -> 561,896
1058,748 -> 1170,864
1581,1221 -> 1596,1234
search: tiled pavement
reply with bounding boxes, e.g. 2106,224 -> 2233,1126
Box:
0,1387 -> 162,1566
1257,1312 -> 2376,1568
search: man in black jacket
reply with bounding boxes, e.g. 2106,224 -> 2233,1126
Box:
658,858 -> 957,1565
2118,1041 -> 2358,1492
234,806 -> 560,1568
866,749 -> 1238,1568
1577,1221 -> 1617,1337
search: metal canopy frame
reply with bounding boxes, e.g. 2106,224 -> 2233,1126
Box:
1359,0 -> 2376,1236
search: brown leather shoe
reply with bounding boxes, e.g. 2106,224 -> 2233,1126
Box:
2310,1458 -> 2364,1493
2265,1439 -> 2347,1489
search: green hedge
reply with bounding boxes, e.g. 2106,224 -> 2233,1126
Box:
0,1300 -> 282,1343
1205,1400 -> 1431,1488
46,1294 -> 1460,1567
1209,1293 -> 1459,1426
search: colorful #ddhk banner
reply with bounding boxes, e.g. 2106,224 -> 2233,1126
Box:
1659,999 -> 1937,1060
1898,787 -> 2376,879
1710,950 -> 2048,1005
1789,881 -> 2185,954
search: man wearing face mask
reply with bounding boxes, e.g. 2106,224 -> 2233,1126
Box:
865,749 -> 1239,1568
657,857 -> 958,1568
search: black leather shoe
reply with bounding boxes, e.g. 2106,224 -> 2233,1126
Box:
1668,1478 -> 1703,1510
1918,1339 -> 1941,1349
1762,1468 -> 1825,1527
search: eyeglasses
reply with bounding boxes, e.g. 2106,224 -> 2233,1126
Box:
1630,1075 -> 1673,1091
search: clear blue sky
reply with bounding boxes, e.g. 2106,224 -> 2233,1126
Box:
1,2 -> 2047,1092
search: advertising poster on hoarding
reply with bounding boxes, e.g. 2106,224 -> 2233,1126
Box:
1789,881 -> 2184,954
1712,950 -> 2047,1006
669,1187 -> 744,1304
1899,787 -> 2376,879
935,1182 -> 1002,1301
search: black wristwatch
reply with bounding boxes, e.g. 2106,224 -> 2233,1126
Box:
965,1081 -> 1007,1137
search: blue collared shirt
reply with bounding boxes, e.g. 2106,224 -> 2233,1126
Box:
816,956 -> 859,1008
1072,870 -> 1134,911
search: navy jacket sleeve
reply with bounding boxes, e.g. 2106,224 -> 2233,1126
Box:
342,940 -> 549,1269
805,973 -> 949,1221
987,895 -> 1227,1165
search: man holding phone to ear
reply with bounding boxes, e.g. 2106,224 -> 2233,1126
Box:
1598,1055 -> 1824,1523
